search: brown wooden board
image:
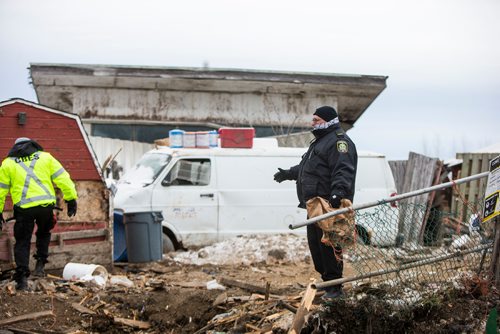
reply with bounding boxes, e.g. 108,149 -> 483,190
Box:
388,160 -> 407,194
397,152 -> 439,245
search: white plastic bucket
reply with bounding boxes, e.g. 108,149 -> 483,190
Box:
62,262 -> 108,286
169,129 -> 184,148
183,132 -> 196,148
196,131 -> 209,148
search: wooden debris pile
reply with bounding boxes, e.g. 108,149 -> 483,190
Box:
197,278 -> 319,333
0,262 -> 323,333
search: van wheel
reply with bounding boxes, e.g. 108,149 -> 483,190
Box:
162,234 -> 175,253
356,225 -> 370,245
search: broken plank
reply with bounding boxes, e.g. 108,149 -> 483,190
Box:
0,310 -> 53,326
71,302 -> 96,315
227,295 -> 253,302
266,310 -> 289,321
70,283 -> 84,294
288,283 -> 316,334
46,273 -> 63,280
37,280 -> 56,293
219,277 -> 277,295
245,323 -> 261,331
213,292 -> 228,306
114,317 -> 151,329
174,281 -> 206,288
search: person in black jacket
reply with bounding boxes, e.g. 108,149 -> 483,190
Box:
274,106 -> 358,300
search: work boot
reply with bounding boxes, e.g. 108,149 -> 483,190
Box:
321,287 -> 344,302
33,260 -> 46,277
16,276 -> 28,291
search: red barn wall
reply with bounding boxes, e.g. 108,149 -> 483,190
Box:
0,102 -> 100,180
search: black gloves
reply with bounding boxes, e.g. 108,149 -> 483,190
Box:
273,168 -> 291,183
66,199 -> 77,217
330,195 -> 342,208
0,212 -> 4,230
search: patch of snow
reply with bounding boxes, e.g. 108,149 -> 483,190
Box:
171,234 -> 310,265
109,275 -> 134,288
206,279 -> 226,290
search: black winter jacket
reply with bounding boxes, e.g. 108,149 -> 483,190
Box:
289,125 -> 358,209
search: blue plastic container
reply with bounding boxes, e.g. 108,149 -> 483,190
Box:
113,210 -> 128,262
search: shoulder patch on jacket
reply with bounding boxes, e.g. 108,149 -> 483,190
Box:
337,140 -> 348,153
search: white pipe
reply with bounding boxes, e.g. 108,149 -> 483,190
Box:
289,171 -> 489,230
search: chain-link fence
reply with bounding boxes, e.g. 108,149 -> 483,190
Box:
340,200 -> 494,307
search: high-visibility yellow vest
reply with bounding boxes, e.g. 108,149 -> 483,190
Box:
0,151 -> 77,211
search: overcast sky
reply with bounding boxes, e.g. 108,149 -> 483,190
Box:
1,0 -> 499,160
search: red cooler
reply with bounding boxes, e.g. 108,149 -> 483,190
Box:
219,127 -> 255,148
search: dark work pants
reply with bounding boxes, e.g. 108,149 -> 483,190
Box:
13,205 -> 54,280
307,223 -> 343,289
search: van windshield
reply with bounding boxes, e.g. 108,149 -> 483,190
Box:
120,153 -> 172,186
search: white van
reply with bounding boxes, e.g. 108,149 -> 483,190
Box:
114,139 -> 399,252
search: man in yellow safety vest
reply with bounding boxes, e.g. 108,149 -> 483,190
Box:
0,137 -> 78,290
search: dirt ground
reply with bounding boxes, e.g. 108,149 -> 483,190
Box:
0,252 -> 498,334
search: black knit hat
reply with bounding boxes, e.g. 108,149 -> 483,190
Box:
313,106 -> 338,122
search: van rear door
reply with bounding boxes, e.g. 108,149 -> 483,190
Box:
151,157 -> 218,247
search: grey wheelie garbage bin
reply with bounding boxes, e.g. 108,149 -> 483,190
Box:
123,211 -> 163,262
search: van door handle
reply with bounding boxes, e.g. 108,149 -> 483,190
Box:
200,193 -> 214,198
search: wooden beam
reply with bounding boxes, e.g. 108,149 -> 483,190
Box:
219,277 -> 277,295
0,310 -> 53,326
71,302 -> 96,315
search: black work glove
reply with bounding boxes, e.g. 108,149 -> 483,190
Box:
273,168 -> 291,183
66,199 -> 77,217
0,212 -> 4,230
330,195 -> 342,209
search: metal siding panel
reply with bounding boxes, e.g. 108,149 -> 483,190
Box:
89,136 -> 153,174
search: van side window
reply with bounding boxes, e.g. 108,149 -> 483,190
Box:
164,159 -> 211,186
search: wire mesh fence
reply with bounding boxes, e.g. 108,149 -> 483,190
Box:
339,198 -> 494,307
